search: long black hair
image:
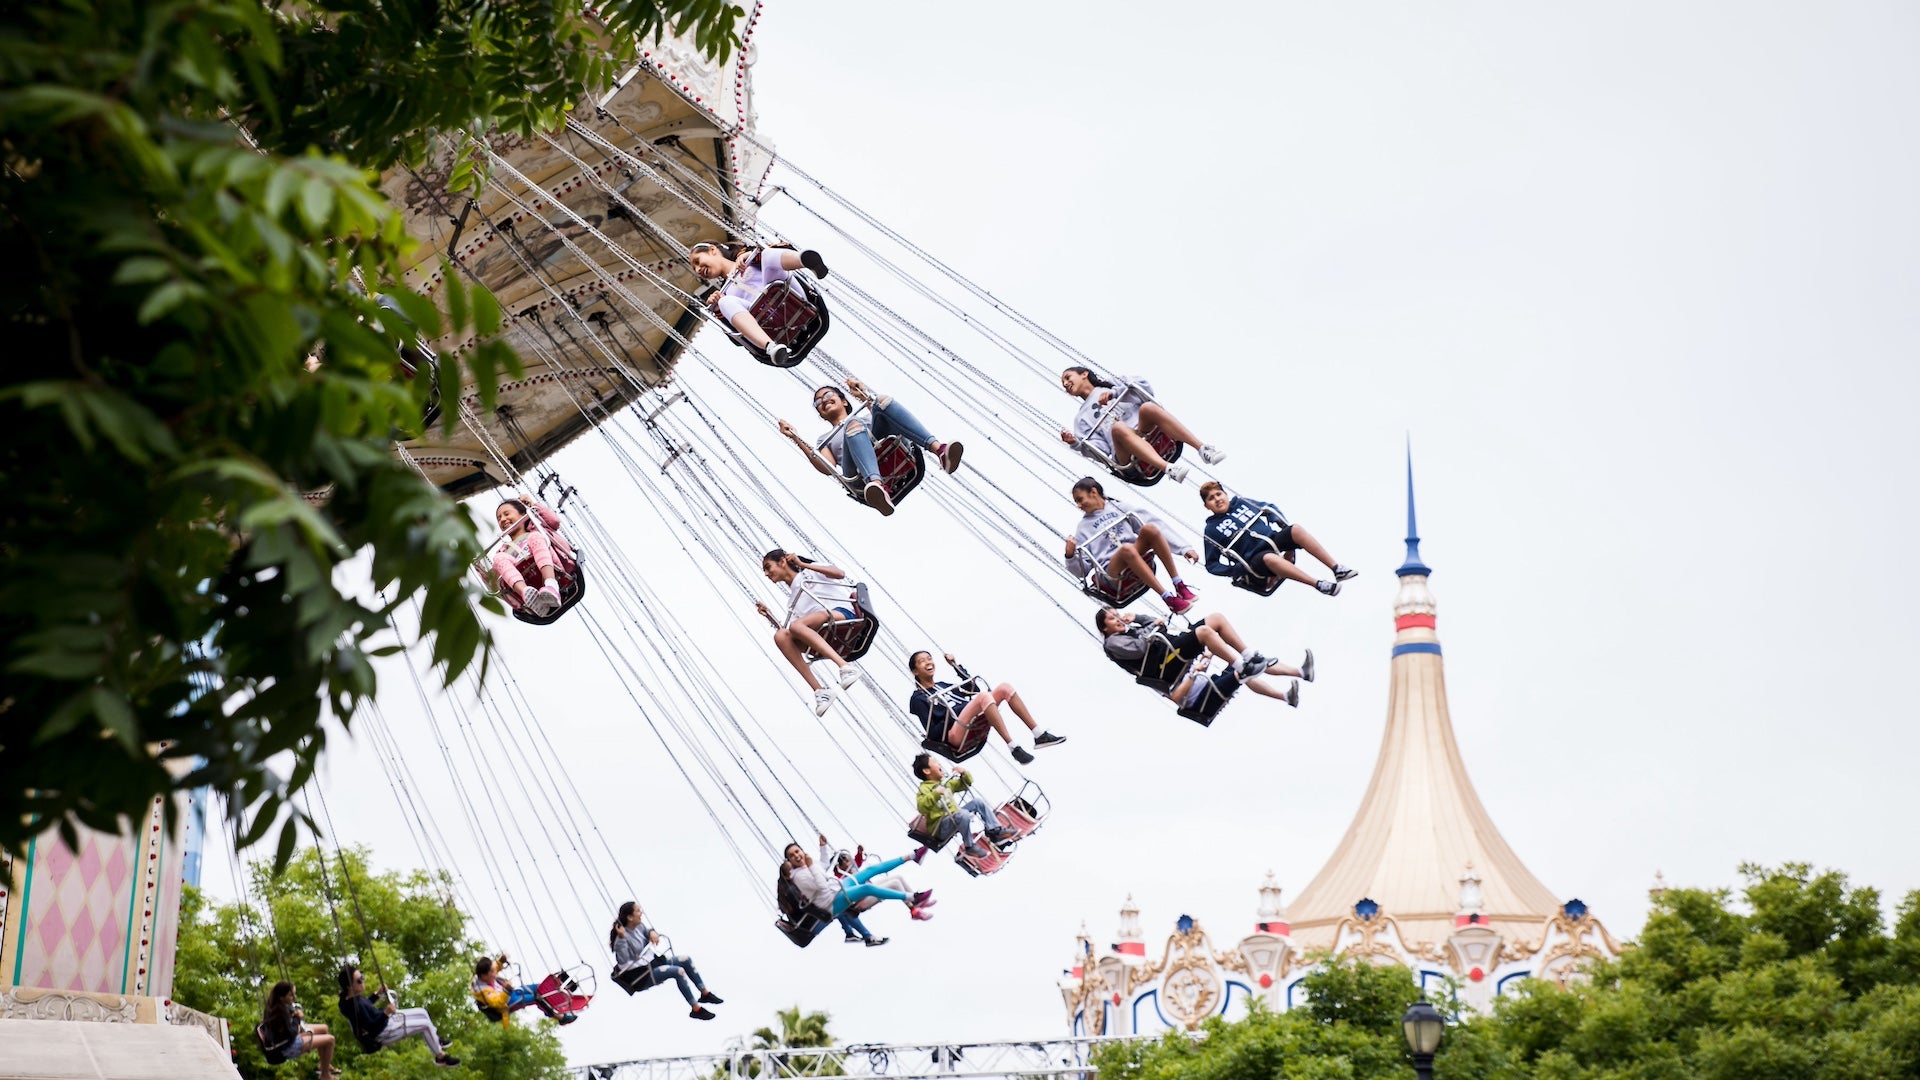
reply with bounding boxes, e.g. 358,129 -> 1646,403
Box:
263,980 -> 295,1028
610,901 -> 638,949
689,239 -> 752,262
1063,365 -> 1116,390
335,965 -> 359,1003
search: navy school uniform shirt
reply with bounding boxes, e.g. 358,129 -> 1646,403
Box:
1201,496 -> 1287,577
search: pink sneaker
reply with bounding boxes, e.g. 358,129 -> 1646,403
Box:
1164,592 -> 1193,615
909,846 -> 928,864
911,889 -> 934,907
910,907 -> 935,922
1174,581 -> 1197,603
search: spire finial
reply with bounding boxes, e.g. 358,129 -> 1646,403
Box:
1398,439 -> 1431,578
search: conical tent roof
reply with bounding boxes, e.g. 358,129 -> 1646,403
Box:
1288,458 -> 1559,932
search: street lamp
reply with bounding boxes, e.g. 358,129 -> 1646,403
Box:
1401,1000 -> 1444,1080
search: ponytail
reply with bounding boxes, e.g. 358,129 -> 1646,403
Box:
610,901 -> 638,949
1063,365 -> 1116,391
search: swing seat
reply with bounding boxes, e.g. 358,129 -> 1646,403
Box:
612,964 -> 659,994
1175,673 -> 1243,728
1225,520 -> 1297,597
512,549 -> 587,626
775,906 -> 835,948
905,813 -> 952,851
256,1025 -> 296,1066
956,840 -> 1014,877
736,275 -> 830,369
839,436 -> 926,510
1082,559 -> 1152,608
801,583 -> 879,664
1123,632 -> 1185,697
993,781 -> 1051,841
920,677 -> 992,763
1109,425 -> 1183,487
537,967 -> 594,1015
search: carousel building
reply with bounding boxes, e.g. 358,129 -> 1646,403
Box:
1060,460 -> 1623,1034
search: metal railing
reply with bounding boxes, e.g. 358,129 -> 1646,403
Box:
570,1035 -> 1144,1080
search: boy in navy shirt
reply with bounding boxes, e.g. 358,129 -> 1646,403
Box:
1198,482 -> 1356,596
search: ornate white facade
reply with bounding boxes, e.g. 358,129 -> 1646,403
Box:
1061,460 -> 1622,1032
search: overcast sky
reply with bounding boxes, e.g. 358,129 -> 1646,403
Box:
197,0 -> 1920,1066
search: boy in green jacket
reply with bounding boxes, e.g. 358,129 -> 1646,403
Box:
913,753 -> 1013,859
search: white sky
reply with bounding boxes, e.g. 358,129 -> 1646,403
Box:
197,0 -> 1920,1066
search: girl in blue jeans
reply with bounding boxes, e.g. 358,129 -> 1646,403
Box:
777,377 -> 964,516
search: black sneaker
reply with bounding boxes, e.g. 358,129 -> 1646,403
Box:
690,1006 -> 716,1021
800,249 -> 829,279
1301,648 -> 1315,684
1011,746 -> 1035,765
557,1013 -> 578,1026
1316,580 -> 1341,597
844,933 -> 861,943
1033,731 -> 1067,749
1333,565 -> 1359,582
765,342 -> 792,366
1286,680 -> 1300,708
865,936 -> 889,947
698,990 -> 723,1005
435,1055 -> 461,1068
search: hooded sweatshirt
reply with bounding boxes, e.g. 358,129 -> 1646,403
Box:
1066,498 -> 1192,580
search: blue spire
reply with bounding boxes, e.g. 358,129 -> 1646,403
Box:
1398,442 -> 1431,578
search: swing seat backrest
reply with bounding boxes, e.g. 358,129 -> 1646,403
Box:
840,436 -> 926,508
905,813 -> 948,850
920,677 -> 991,762
1110,425 -> 1183,487
806,583 -> 878,663
742,275 -> 831,368
1131,632 -> 1184,695
995,798 -> 1043,840
1083,559 -> 1152,608
775,905 -> 835,948
1175,673 -> 1242,727
256,1025 -> 296,1065
537,970 -> 592,1014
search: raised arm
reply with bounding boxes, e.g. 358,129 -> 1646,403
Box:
777,419 -> 837,477
796,558 -> 847,580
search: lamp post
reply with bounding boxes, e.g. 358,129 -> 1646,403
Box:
1401,1000 -> 1444,1080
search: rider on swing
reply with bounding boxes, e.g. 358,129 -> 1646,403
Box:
1199,482 -> 1357,595
908,651 -> 1065,765
1065,477 -> 1201,614
1057,366 -> 1223,485
689,240 -> 829,367
755,549 -> 865,716
491,496 -> 572,616
777,378 -> 963,516
1095,607 -> 1310,708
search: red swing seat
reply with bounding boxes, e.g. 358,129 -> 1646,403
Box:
799,582 -> 880,664
1109,424 -> 1183,487
839,435 -> 926,511
734,275 -> 831,368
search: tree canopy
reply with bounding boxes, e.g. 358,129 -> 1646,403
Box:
1090,863 -> 1920,1080
175,844 -> 569,1079
0,0 -> 743,858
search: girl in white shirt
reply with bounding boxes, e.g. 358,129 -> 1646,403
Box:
754,549 -> 867,715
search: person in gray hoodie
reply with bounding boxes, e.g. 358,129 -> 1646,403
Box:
1065,477 -> 1200,613
609,902 -> 724,1021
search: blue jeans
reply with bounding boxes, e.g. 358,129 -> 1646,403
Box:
836,910 -> 874,940
842,400 -> 936,482
931,797 -> 996,849
650,956 -> 707,1005
829,856 -> 911,914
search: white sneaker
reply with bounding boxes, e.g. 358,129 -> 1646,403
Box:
812,688 -> 837,716
525,585 -> 559,616
1164,461 -> 1190,484
837,665 -> 863,690
1199,445 -> 1227,465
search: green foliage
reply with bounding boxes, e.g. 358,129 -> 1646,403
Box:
1091,865 -> 1920,1080
175,847 -> 568,1079
0,0 -> 743,857
715,1006 -> 843,1078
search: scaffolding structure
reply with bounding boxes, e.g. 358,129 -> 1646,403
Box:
567,1035 -> 1143,1080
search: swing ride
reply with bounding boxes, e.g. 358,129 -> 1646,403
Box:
199,5 -> 1365,1043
